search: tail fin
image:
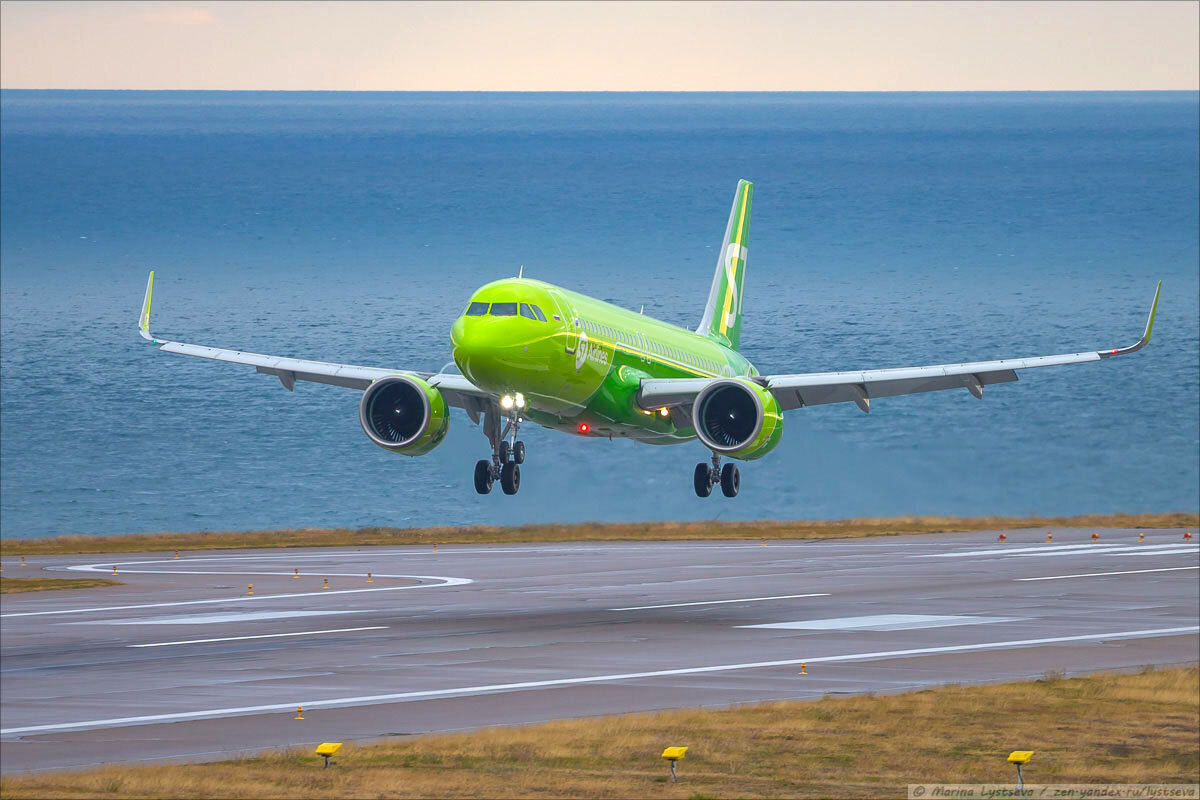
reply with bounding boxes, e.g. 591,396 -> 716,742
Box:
697,179 -> 753,350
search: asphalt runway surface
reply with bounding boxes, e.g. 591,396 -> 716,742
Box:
2,528 -> 1197,773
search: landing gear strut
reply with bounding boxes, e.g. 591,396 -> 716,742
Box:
474,403 -> 526,495
694,452 -> 739,498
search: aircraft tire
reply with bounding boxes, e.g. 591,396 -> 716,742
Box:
513,440 -> 525,464
693,463 -> 713,497
474,460 -> 494,494
501,461 -> 521,495
720,463 -> 740,497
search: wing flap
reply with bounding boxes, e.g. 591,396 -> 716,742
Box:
161,342 -> 398,390
767,366 -> 1023,410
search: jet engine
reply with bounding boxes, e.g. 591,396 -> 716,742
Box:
359,375 -> 449,456
691,378 -> 783,461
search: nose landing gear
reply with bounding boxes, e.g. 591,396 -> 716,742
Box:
474,403 -> 526,495
694,452 -> 740,498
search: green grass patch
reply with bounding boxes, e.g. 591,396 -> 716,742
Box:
2,512 -> 1195,556
0,577 -> 124,593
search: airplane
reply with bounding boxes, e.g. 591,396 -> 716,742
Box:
137,179 -> 1161,498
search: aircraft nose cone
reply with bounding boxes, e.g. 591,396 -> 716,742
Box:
450,316 -> 467,354
451,318 -> 495,381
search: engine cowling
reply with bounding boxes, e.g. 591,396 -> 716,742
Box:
359,375 -> 449,456
691,378 -> 783,461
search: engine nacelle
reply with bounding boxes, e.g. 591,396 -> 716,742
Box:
692,378 -> 783,461
359,375 -> 449,456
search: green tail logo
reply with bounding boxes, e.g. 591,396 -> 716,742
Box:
697,179 -> 753,350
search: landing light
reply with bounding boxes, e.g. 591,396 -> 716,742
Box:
659,407 -> 669,417
515,393 -> 526,408
501,394 -> 514,410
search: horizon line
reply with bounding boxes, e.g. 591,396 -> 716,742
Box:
3,87 -> 1198,93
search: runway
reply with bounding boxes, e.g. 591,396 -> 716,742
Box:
2,528 -> 1196,773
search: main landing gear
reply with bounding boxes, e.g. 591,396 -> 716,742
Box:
694,452 -> 739,498
474,404 -> 526,496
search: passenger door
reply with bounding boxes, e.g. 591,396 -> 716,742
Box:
548,291 -> 579,353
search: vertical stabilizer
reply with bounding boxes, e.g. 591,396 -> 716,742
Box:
696,179 -> 753,350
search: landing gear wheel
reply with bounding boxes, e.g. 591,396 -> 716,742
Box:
512,441 -> 525,465
498,440 -> 510,462
720,463 -> 740,497
474,459 -> 494,494
693,463 -> 713,497
501,461 -> 521,495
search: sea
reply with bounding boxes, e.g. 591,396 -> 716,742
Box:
1,91 -> 1197,539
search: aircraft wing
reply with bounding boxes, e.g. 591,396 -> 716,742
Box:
639,281 -> 1161,414
137,272 -> 490,407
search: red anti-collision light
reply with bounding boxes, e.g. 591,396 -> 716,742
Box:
578,423 -> 589,434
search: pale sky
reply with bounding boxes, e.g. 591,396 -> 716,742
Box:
1,0 -> 1197,91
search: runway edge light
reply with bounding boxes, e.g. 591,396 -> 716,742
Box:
662,747 -> 687,782
1008,750 -> 1034,789
316,742 -> 342,768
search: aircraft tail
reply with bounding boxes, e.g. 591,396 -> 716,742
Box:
697,179 -> 753,350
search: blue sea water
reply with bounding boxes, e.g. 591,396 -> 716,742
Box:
1,91 -> 1197,539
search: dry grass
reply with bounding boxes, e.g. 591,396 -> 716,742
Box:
3,667 -> 1197,799
0,577 -> 124,594
2,513 -> 1195,556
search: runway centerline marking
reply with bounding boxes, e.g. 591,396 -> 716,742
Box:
1017,566 -> 1200,582
2,625 -> 1194,737
0,575 -> 473,618
610,593 -> 830,610
128,626 -> 388,648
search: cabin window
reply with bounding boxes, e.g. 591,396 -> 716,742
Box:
465,301 -> 489,316
519,303 -> 538,320
531,305 -> 547,322
491,302 -> 518,316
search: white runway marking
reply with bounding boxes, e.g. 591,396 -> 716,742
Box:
72,609 -> 378,626
128,626 -> 388,648
2,625 -> 1194,737
738,614 -> 1021,631
609,593 -> 829,611
1017,566 -> 1200,582
919,543 -> 1197,560
0,575 -> 473,618
1101,545 -> 1198,557
917,543 -> 1121,558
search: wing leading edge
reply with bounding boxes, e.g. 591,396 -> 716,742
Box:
640,281 -> 1162,414
136,271 -> 488,405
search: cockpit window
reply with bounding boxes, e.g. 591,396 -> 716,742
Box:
531,305 -> 547,322
519,303 -> 538,320
465,301 -> 489,316
490,302 -> 518,316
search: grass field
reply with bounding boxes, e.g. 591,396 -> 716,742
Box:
0,577 -> 123,593
1,512 -> 1195,556
2,666 -> 1195,799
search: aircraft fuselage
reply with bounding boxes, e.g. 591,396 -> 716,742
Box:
450,278 -> 758,443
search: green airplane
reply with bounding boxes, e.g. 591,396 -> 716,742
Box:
138,180 -> 1160,498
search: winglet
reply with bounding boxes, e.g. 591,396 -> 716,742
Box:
1100,280 -> 1160,358
138,271 -> 157,342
